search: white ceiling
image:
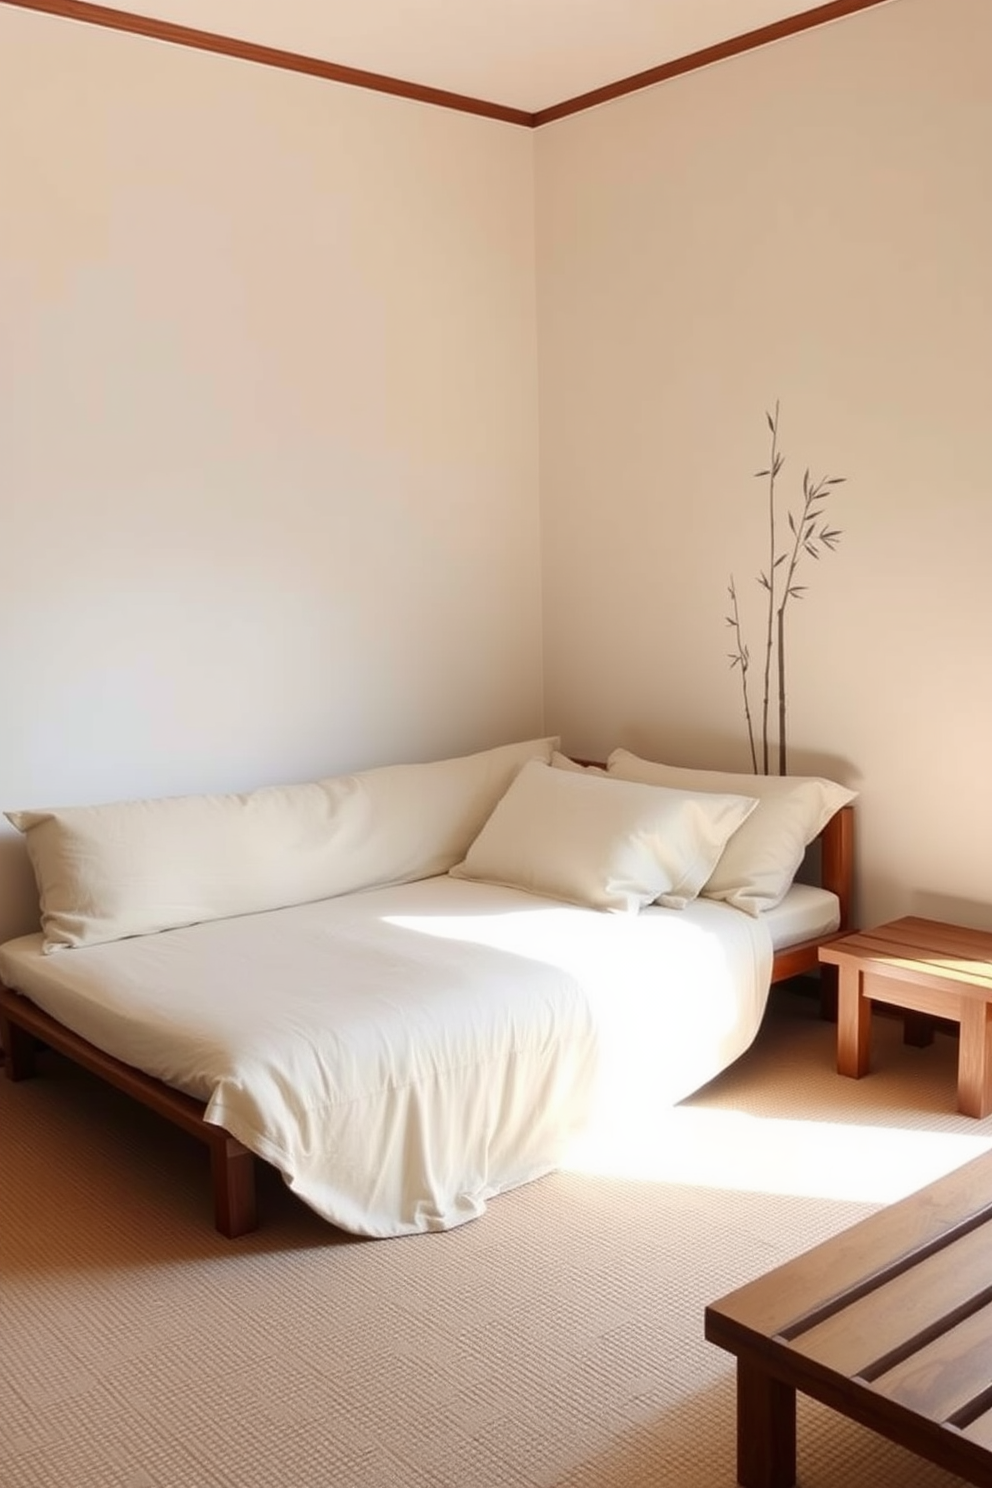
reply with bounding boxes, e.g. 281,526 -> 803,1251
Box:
113,0 -> 883,114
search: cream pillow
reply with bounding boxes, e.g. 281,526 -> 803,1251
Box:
7,736 -> 558,951
330,735 -> 559,889
450,760 -> 758,913
607,749 -> 857,916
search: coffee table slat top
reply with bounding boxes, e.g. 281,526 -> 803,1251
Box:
871,1301 -> 992,1420
789,1220 -> 992,1378
706,1149 -> 992,1487
707,1153 -> 992,1343
963,1408 -> 992,1451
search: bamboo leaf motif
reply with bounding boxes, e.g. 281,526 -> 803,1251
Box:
760,402 -> 781,772
726,572 -> 758,773
723,403 -> 850,775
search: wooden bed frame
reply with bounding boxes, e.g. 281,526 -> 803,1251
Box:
770,802 -> 854,980
0,804 -> 855,1240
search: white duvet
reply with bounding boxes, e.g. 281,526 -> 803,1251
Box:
0,876 -> 772,1236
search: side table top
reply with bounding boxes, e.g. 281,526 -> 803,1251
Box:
819,917 -> 992,995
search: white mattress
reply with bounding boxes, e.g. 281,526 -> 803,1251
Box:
0,876 -> 774,1237
764,883 -> 840,951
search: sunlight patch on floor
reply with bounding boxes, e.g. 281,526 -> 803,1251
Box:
561,1103 -> 992,1204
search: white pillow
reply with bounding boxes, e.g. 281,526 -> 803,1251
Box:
7,736 -> 558,951
335,735 -> 559,890
450,760 -> 758,913
607,749 -> 857,916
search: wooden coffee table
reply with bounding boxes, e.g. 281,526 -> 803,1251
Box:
818,917 -> 992,1117
705,1149 -> 992,1487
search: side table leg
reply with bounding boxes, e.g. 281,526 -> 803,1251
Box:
957,1001 -> 992,1118
736,1359 -> 796,1488
836,965 -> 871,1078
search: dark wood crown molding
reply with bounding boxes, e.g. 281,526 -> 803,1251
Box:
1,0 -> 894,128
532,0 -> 894,125
0,0 -> 533,126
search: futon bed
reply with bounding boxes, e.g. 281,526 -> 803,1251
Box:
0,739 -> 855,1238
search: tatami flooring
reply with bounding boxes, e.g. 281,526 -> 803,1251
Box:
2,985 -> 988,1486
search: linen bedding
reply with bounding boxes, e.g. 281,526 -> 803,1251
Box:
0,874 -> 774,1237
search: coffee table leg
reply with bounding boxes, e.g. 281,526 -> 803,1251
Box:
736,1359 -> 797,1488
836,965 -> 871,1078
957,1001 -> 992,1118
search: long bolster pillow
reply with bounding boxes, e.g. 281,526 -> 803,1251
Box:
7,736 -> 558,952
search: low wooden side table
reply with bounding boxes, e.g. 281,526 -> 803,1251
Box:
818,917 -> 992,1118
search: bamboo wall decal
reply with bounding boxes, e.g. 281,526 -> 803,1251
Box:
759,402 -> 782,774
726,404 -> 847,775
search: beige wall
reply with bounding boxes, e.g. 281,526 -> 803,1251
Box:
536,0 -> 992,928
1,0 -> 988,943
0,9 -> 543,940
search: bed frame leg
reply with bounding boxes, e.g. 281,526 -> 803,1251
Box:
211,1136 -> 258,1237
0,1014 -> 37,1080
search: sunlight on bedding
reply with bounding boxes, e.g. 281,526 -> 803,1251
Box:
562,1103 -> 992,1206
382,903 -> 716,974
383,899 -> 772,1140
385,907 -> 992,1211
0,880 -> 772,1236
380,898 -> 743,1029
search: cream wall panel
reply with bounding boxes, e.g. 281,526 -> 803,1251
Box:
536,0 -> 992,927
0,9 -> 542,939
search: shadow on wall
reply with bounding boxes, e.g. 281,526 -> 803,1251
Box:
909,891 -> 992,936
853,877 -> 992,936
618,729 -> 861,790
0,832 -> 40,943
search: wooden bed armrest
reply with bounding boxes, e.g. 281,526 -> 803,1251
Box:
771,804 -> 856,983
819,803 -> 855,933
